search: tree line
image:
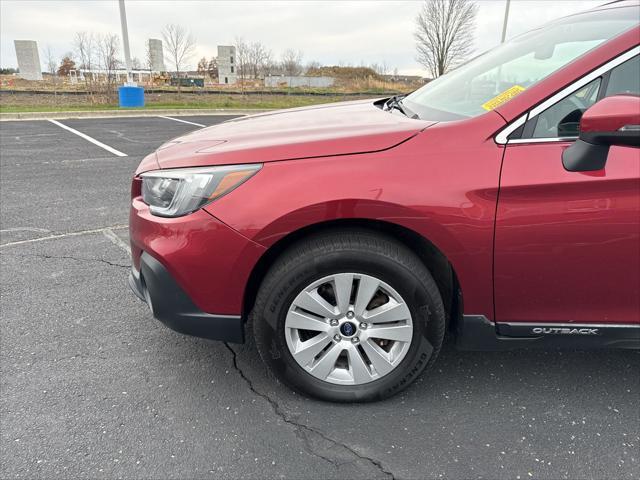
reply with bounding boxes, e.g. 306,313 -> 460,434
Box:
194,38 -> 305,80
46,26 -> 393,84
19,0 -> 477,91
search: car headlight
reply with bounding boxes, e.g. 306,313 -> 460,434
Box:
140,164 -> 261,217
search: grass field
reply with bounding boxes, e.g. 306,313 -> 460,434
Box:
0,91 -> 379,113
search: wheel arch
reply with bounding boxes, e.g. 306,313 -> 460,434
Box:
242,218 -> 463,332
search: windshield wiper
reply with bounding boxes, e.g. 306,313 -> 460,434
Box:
384,95 -> 419,119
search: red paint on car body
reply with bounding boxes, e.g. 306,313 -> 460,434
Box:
129,198 -> 265,314
129,3 -> 639,330
580,94 -> 640,132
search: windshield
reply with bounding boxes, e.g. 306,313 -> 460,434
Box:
404,6 -> 639,121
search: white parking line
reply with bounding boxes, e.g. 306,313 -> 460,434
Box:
158,116 -> 206,128
102,228 -> 131,255
0,225 -> 127,248
0,227 -> 50,234
48,119 -> 128,157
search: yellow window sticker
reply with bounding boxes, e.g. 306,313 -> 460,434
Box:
482,85 -> 526,111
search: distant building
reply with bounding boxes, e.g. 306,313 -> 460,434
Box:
265,76 -> 335,88
14,40 -> 42,81
382,74 -> 428,85
148,38 -> 165,72
72,68 -> 155,85
217,45 -> 236,84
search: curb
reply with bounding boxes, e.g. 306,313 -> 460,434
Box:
0,108 -> 273,121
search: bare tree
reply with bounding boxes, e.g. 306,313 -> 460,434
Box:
207,57 -> 218,80
305,60 -> 322,72
131,57 -> 142,70
42,45 -> 59,96
370,61 -> 390,76
74,31 -> 97,97
162,24 -> 196,92
97,33 -> 121,100
381,60 -> 390,76
247,42 -> 270,79
260,50 -> 275,78
234,37 -> 249,81
414,0 -> 477,78
43,45 -> 57,75
74,31 -> 96,70
281,49 -> 303,76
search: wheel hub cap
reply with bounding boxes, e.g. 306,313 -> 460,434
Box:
339,321 -> 357,337
284,273 -> 414,386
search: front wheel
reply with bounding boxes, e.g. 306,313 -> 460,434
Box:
252,231 -> 446,402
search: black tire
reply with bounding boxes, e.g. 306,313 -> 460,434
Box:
251,229 -> 446,402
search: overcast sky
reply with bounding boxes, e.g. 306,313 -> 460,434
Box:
1,0 -> 603,75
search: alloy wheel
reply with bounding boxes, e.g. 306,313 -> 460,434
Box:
284,273 -> 414,385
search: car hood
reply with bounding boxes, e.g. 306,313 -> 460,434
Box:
140,99 -> 435,172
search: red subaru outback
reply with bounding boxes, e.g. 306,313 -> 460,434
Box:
130,1 -> 640,402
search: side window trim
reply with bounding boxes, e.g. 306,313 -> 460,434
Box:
597,70 -> 612,102
495,45 -> 640,145
522,114 -> 539,139
529,76 -> 602,140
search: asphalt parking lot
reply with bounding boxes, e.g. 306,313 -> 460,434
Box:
1,114 -> 638,480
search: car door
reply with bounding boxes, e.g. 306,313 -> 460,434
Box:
494,53 -> 640,326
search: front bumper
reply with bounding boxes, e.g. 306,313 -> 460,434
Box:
129,252 -> 244,343
128,197 -> 266,344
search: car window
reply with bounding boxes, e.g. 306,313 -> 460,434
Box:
403,6 -> 638,121
605,55 -> 640,96
522,54 -> 639,140
475,41 -> 602,95
532,78 -> 601,138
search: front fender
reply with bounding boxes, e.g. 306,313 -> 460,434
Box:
206,117 -> 503,318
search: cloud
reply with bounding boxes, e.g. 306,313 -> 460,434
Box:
1,0 -> 602,75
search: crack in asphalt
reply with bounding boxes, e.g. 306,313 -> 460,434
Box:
3,252 -> 129,269
224,343 -> 396,479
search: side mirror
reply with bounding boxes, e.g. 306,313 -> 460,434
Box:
562,95 -> 640,172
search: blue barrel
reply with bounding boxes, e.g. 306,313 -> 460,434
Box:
118,86 -> 145,108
